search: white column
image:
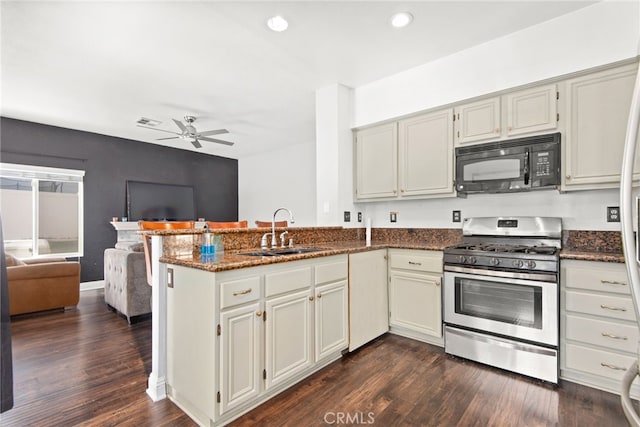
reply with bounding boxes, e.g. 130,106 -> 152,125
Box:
315,83 -> 357,226
146,234 -> 168,401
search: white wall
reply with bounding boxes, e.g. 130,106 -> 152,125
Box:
358,188 -> 629,231
238,142 -> 317,226
240,1 -> 640,231
341,0 -> 640,231
353,0 -> 640,127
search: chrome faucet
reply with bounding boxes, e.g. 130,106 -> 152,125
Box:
272,207 -> 294,248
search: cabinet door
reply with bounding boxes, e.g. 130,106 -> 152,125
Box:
398,109 -> 455,197
389,271 -> 442,337
355,123 -> 398,200
455,97 -> 501,145
265,289 -> 313,389
564,63 -> 640,190
506,84 -> 558,137
314,280 -> 348,361
348,249 -> 389,351
219,302 -> 262,415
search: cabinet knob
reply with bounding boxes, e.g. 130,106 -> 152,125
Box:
317,293 -> 322,299
309,296 -> 314,301
507,126 -> 513,131
435,279 -> 441,286
566,175 -> 571,180
495,128 -> 500,133
256,311 -> 262,317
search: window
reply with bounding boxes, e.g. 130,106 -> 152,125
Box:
0,163 -> 84,259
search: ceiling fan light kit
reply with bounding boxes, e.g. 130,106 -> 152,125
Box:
137,115 -> 234,148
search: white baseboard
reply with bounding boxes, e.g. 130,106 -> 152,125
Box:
81,280 -> 104,291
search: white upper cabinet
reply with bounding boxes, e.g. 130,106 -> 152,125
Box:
505,84 -> 558,137
454,97 -> 501,145
398,109 -> 455,198
355,122 -> 398,199
455,84 -> 558,147
354,108 -> 455,201
563,62 -> 640,190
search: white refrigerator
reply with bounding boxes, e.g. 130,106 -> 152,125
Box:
618,47 -> 640,425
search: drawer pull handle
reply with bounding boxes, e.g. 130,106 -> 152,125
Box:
601,280 -> 627,286
601,362 -> 626,371
233,289 -> 252,296
601,332 -> 628,340
600,304 -> 627,312
408,261 -> 422,266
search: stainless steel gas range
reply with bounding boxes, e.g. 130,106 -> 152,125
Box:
443,216 -> 561,383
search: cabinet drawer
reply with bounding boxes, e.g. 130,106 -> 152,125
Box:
315,259 -> 348,285
265,266 -> 312,297
565,290 -> 636,321
565,314 -> 638,353
220,276 -> 261,309
389,251 -> 442,273
565,343 -> 635,382
562,260 -> 629,295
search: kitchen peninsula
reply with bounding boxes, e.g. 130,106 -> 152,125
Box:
143,225 -> 626,426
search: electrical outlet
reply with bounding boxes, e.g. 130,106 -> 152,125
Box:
390,212 -> 397,223
357,212 -> 362,222
344,211 -> 351,222
452,210 -> 461,223
607,206 -> 620,222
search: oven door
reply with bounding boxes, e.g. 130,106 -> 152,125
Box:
455,145 -> 529,193
443,270 -> 558,346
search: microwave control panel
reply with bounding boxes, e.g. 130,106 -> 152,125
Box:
533,151 -> 552,177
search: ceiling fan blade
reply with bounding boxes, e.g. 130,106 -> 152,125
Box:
199,136 -> 234,146
137,125 -> 180,135
156,136 -> 179,140
191,139 -> 202,149
197,129 -> 229,137
172,119 -> 188,133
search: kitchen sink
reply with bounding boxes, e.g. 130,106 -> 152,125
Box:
239,247 -> 324,257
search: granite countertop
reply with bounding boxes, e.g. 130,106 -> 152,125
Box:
160,239 -> 450,272
559,249 -> 625,263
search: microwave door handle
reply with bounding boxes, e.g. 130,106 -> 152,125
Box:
524,150 -> 530,185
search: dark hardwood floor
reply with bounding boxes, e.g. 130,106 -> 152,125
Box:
0,289 -> 634,426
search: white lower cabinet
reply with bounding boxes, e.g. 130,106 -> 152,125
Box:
560,259 -> 640,397
315,279 -> 349,360
265,289 -> 313,389
166,255 -> 348,426
219,301 -> 262,414
348,249 -> 389,351
387,249 -> 443,346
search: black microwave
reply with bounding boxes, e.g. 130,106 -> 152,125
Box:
455,132 -> 561,196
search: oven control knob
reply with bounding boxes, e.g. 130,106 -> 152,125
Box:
458,255 -> 467,264
526,260 -> 537,269
469,256 -> 477,265
513,260 -> 524,268
490,257 -> 500,266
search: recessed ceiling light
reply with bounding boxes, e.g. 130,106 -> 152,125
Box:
390,12 -> 413,28
267,15 -> 288,32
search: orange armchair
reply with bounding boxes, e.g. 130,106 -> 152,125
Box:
6,256 -> 80,316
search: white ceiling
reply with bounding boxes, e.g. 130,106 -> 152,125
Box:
1,1 -> 597,160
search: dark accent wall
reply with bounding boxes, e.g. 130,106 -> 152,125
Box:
0,117 -> 238,282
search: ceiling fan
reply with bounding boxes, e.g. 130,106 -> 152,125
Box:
137,115 -> 234,148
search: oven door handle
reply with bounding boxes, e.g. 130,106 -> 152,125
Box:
523,149 -> 530,185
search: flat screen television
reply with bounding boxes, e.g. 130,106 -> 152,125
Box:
126,180 -> 196,221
